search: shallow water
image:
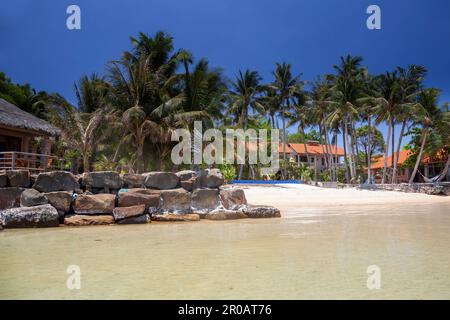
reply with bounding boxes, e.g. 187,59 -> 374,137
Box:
1,203 -> 450,299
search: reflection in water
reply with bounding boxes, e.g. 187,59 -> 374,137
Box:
1,203 -> 450,299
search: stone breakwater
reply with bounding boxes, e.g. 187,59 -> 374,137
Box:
0,169 -> 280,229
357,182 -> 450,196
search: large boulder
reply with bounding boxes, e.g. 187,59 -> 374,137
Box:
82,171 -> 123,192
64,214 -> 114,226
204,209 -> 247,220
6,170 -> 30,187
73,194 -> 115,215
0,204 -> 59,228
33,171 -> 79,192
117,189 -> 160,210
44,191 -> 72,213
121,173 -> 145,188
244,205 -> 281,218
116,214 -> 150,225
113,204 -> 145,221
191,188 -> 220,212
176,170 -> 197,181
196,169 -> 224,188
144,172 -> 179,189
20,189 -> 48,207
152,213 -> 200,222
220,188 -> 247,210
0,187 -> 24,209
160,188 -> 191,213
0,172 -> 8,187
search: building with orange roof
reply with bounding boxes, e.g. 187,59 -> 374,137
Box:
278,140 -> 345,173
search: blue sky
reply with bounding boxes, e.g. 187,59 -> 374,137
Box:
1,0 -> 449,145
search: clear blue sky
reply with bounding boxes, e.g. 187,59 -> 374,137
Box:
1,0 -> 449,146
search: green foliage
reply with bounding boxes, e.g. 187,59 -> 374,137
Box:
218,162 -> 236,181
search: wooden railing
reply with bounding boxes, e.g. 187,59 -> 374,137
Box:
0,151 -> 65,173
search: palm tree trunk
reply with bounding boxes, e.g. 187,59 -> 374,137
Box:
237,114 -> 248,180
381,120 -> 392,184
437,156 -> 450,182
342,122 -> 350,183
367,115 -> 372,184
282,108 -> 287,179
83,155 -> 90,173
391,119 -> 395,174
392,120 -> 406,184
408,129 -> 428,183
136,142 -> 144,174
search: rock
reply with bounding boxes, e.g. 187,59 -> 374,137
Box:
33,171 -> 79,192
204,209 -> 247,220
6,170 -> 30,187
176,170 -> 197,181
20,189 -> 48,207
0,187 -> 24,209
181,177 -> 197,191
82,171 -> 123,191
160,188 -> 191,213
152,213 -> 200,222
244,205 -> 281,218
113,204 -> 145,221
64,215 -> 114,226
44,191 -> 72,213
118,189 -> 160,210
116,214 -> 150,225
143,172 -> 179,189
425,185 -> 445,195
121,173 -> 145,188
0,172 -> 7,187
197,169 -> 224,188
220,188 -> 247,210
0,204 -> 59,228
73,194 -> 115,215
191,188 -> 220,212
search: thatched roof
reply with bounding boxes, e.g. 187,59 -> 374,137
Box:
0,98 -> 59,136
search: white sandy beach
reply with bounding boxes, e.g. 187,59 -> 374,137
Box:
243,184 -> 450,210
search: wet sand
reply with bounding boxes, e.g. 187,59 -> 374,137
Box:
1,185 -> 450,299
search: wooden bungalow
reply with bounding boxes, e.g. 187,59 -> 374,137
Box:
0,98 -> 63,172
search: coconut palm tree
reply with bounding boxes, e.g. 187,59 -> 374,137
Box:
270,63 -> 304,169
228,69 -> 264,179
74,74 -> 110,113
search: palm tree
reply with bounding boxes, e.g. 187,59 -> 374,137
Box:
228,69 -> 264,179
74,74 -> 110,113
48,95 -> 111,173
270,62 -> 304,178
408,88 -> 441,183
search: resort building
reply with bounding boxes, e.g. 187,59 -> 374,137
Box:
278,141 -> 345,173
368,149 -> 450,183
0,98 -> 62,172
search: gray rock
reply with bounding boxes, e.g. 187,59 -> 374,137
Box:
20,188 -> 48,207
116,214 -> 150,225
181,177 -> 198,191
197,169 -> 224,188
0,204 -> 59,228
0,187 -> 25,209
0,172 -> 7,187
220,188 -> 247,210
73,194 -> 115,215
64,214 -> 114,226
191,188 -> 220,212
82,171 -> 123,190
6,170 -> 30,187
204,209 -> 247,220
44,191 -> 72,213
121,173 -> 145,188
176,170 -> 197,181
113,204 -> 146,221
244,205 -> 281,218
117,189 -> 160,210
144,172 -> 179,189
33,171 -> 79,192
152,213 -> 200,222
160,188 -> 191,213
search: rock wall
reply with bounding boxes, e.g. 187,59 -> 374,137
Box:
0,169 -> 281,229
357,182 -> 450,196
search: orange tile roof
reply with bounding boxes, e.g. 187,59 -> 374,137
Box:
370,149 -> 412,169
278,143 -> 345,156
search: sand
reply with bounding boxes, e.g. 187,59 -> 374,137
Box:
243,183 -> 450,210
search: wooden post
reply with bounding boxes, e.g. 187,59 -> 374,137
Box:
11,152 -> 16,170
